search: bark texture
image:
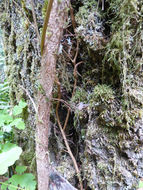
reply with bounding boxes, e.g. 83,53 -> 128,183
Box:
36,0 -> 69,189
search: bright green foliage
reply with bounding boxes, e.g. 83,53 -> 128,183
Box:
0,98 -> 36,190
13,105 -> 24,116
19,100 -> 27,109
0,100 -> 27,134
10,118 -> 25,130
1,165 -> 36,190
0,143 -> 22,175
0,112 -> 13,126
1,173 -> 36,190
12,100 -> 27,116
15,165 -> 27,174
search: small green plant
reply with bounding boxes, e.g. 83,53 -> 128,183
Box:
0,143 -> 22,175
0,99 -> 27,134
0,33 -> 36,189
1,165 -> 36,190
0,85 -> 36,189
0,99 -> 27,175
0,99 -> 37,189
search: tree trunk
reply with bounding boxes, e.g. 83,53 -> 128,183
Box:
36,0 -> 69,189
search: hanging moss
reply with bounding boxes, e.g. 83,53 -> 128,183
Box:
75,0 -> 107,51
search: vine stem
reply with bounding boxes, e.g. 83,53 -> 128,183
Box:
55,78 -> 83,190
41,0 -> 54,55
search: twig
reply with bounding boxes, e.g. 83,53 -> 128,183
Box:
63,61 -> 82,131
52,97 -> 73,110
63,43 -> 82,131
30,0 -> 41,43
63,48 -> 73,63
20,85 -> 38,113
41,0 -> 54,55
70,3 -> 76,30
73,40 -> 79,65
55,78 -> 83,190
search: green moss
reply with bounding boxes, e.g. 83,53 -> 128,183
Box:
75,0 -> 106,50
97,161 -> 110,175
90,84 -> 114,105
72,88 -> 88,104
103,0 -> 142,85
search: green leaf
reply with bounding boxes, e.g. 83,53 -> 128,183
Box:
0,143 -> 22,175
139,181 -> 143,188
16,165 -> 27,174
2,173 -> 37,190
2,142 -> 16,152
0,114 -> 13,125
1,180 -> 9,190
10,118 -> 25,130
12,105 -> 23,116
19,100 -> 27,109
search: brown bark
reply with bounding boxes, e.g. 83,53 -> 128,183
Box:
36,1 -> 69,189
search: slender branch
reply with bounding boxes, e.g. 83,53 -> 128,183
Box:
63,48 -> 73,63
55,78 -> 83,190
52,97 -> 73,110
63,61 -> 82,131
63,44 -> 82,132
73,40 -> 79,65
70,3 -> 76,30
62,6 -> 81,130
41,0 -> 54,55
20,85 -> 38,113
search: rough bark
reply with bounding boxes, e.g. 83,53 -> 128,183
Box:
36,0 -> 69,189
